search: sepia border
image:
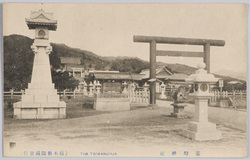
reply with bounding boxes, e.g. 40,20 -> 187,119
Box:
0,0 -> 249,160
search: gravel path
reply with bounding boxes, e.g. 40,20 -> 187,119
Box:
4,101 -> 247,158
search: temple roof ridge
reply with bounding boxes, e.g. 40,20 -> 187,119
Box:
29,9 -> 54,20
26,9 -> 57,30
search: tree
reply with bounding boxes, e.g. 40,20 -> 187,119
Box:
110,58 -> 149,73
88,63 -> 93,68
51,70 -> 79,91
4,35 -> 34,91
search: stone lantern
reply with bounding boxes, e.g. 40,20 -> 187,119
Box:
182,62 -> 222,141
13,9 -> 66,119
83,81 -> 88,96
79,81 -> 84,92
159,83 -> 167,99
143,82 -> 149,92
122,81 -> 128,94
171,86 -> 190,118
89,82 -> 93,97
131,83 -> 136,92
96,81 -> 101,93
93,80 -> 96,92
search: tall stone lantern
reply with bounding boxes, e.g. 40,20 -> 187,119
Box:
13,9 -> 66,119
182,63 -> 222,141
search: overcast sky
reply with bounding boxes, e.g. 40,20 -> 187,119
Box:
3,3 -> 247,76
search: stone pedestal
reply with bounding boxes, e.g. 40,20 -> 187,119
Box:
219,100 -> 229,107
148,104 -> 158,109
183,121 -> 222,141
171,103 -> 187,118
94,93 -> 130,111
94,98 -> 130,111
182,97 -> 222,141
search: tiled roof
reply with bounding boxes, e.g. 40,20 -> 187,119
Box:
166,73 -> 188,81
60,57 -> 82,64
94,72 -> 143,81
64,64 -> 85,72
89,70 -> 119,73
140,66 -> 172,79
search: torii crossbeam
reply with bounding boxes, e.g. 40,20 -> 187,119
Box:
133,35 -> 225,108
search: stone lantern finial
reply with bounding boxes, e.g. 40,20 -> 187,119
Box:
197,62 -> 206,69
195,62 -> 207,75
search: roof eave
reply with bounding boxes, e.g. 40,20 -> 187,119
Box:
26,19 -> 57,30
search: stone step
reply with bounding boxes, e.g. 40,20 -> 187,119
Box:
14,101 -> 66,108
21,94 -> 60,103
28,83 -> 55,89
25,89 -> 57,95
13,101 -> 66,119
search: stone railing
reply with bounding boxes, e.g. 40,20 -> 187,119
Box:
95,92 -> 129,98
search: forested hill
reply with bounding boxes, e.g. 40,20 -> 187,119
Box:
4,34 -> 245,91
4,34 -> 150,72
3,34 -> 150,90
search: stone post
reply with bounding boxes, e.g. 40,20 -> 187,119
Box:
73,90 -> 76,99
143,82 -> 150,103
10,89 -> 14,99
63,89 -> 66,97
80,69 -> 83,78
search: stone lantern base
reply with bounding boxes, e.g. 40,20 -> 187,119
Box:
13,101 -> 66,119
182,121 -> 222,141
148,104 -> 158,109
13,85 -> 66,119
171,103 -> 187,118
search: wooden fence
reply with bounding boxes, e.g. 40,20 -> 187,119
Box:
4,90 -> 90,99
210,90 -> 247,108
4,87 -> 150,105
210,90 -> 246,102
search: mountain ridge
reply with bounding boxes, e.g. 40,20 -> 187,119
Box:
4,34 -> 245,83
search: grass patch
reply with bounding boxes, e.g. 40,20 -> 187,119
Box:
3,97 -> 106,124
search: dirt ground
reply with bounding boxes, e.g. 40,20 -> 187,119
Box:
3,100 -> 247,158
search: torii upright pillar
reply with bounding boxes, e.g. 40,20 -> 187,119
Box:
134,35 -> 225,108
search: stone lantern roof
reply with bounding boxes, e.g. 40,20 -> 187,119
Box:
25,9 -> 57,30
185,63 -> 218,83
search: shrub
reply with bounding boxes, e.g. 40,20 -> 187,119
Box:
4,99 -> 19,109
82,98 -> 94,109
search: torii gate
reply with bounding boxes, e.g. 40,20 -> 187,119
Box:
133,35 -> 225,108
